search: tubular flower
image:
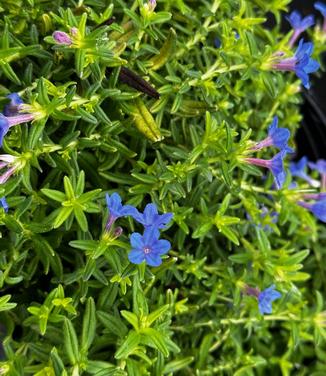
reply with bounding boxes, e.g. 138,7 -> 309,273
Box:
0,112 -> 35,148
128,226 -> 171,267
244,150 -> 288,189
0,155 -> 21,184
272,39 -> 320,89
258,285 -> 282,314
52,31 -> 73,45
286,11 -> 314,47
148,0 -> 157,11
105,192 -> 138,230
298,200 -> 326,222
290,157 -> 320,187
251,116 -> 293,152
3,93 -> 24,116
315,2 -> 326,31
132,203 -> 173,229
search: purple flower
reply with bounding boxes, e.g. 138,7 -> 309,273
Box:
298,199 -> 326,222
272,39 -> 320,89
3,93 -> 24,116
128,226 -> 171,267
133,203 -> 173,229
0,154 -> 19,184
0,112 -> 35,147
105,193 -> 138,230
148,0 -> 157,11
286,11 -> 314,47
251,116 -> 293,152
244,150 -> 288,189
0,197 -> 8,212
52,31 -> 72,45
258,285 -> 281,314
290,157 -> 320,187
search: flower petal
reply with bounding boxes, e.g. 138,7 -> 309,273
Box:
145,253 -> 163,267
153,239 -> 171,255
128,249 -> 145,264
130,232 -> 144,249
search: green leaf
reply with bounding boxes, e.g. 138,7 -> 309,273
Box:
81,297 -> 96,351
163,357 -> 194,374
41,189 -> 66,202
121,310 -> 139,331
0,295 -> 17,312
53,207 -> 74,228
50,347 -> 65,376
140,327 -> 169,357
74,207 -> 88,232
115,331 -> 140,359
63,319 -> 79,365
146,305 -> 170,327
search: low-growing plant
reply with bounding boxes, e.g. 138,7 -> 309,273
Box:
1,0 -> 326,375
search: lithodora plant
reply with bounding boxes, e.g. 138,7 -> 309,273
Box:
1,0 -> 326,375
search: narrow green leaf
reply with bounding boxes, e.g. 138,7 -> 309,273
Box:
81,297 -> 96,351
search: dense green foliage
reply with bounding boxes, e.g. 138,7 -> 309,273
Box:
1,0 -> 326,375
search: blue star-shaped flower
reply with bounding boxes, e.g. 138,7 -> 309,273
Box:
273,39 -> 320,89
128,226 -> 171,267
290,157 -> 320,187
315,2 -> 326,17
258,285 -> 281,314
105,193 -> 138,219
3,93 -> 24,116
252,117 -> 293,152
294,39 -> 320,89
133,203 -> 173,229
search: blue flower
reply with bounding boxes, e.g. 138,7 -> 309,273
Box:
298,199 -> 326,222
273,39 -> 320,89
133,203 -> 173,229
294,40 -> 320,89
106,193 -> 138,220
0,112 -> 35,148
0,115 -> 10,148
269,151 -> 287,189
3,93 -> 24,116
245,150 -> 287,189
290,157 -> 320,187
310,200 -> 326,222
286,11 -> 314,47
0,197 -> 8,212
315,2 -> 326,17
128,226 -> 171,267
258,285 -> 281,314
252,116 -> 293,152
308,159 -> 326,174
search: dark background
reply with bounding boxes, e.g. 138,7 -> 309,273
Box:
288,0 -> 326,160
